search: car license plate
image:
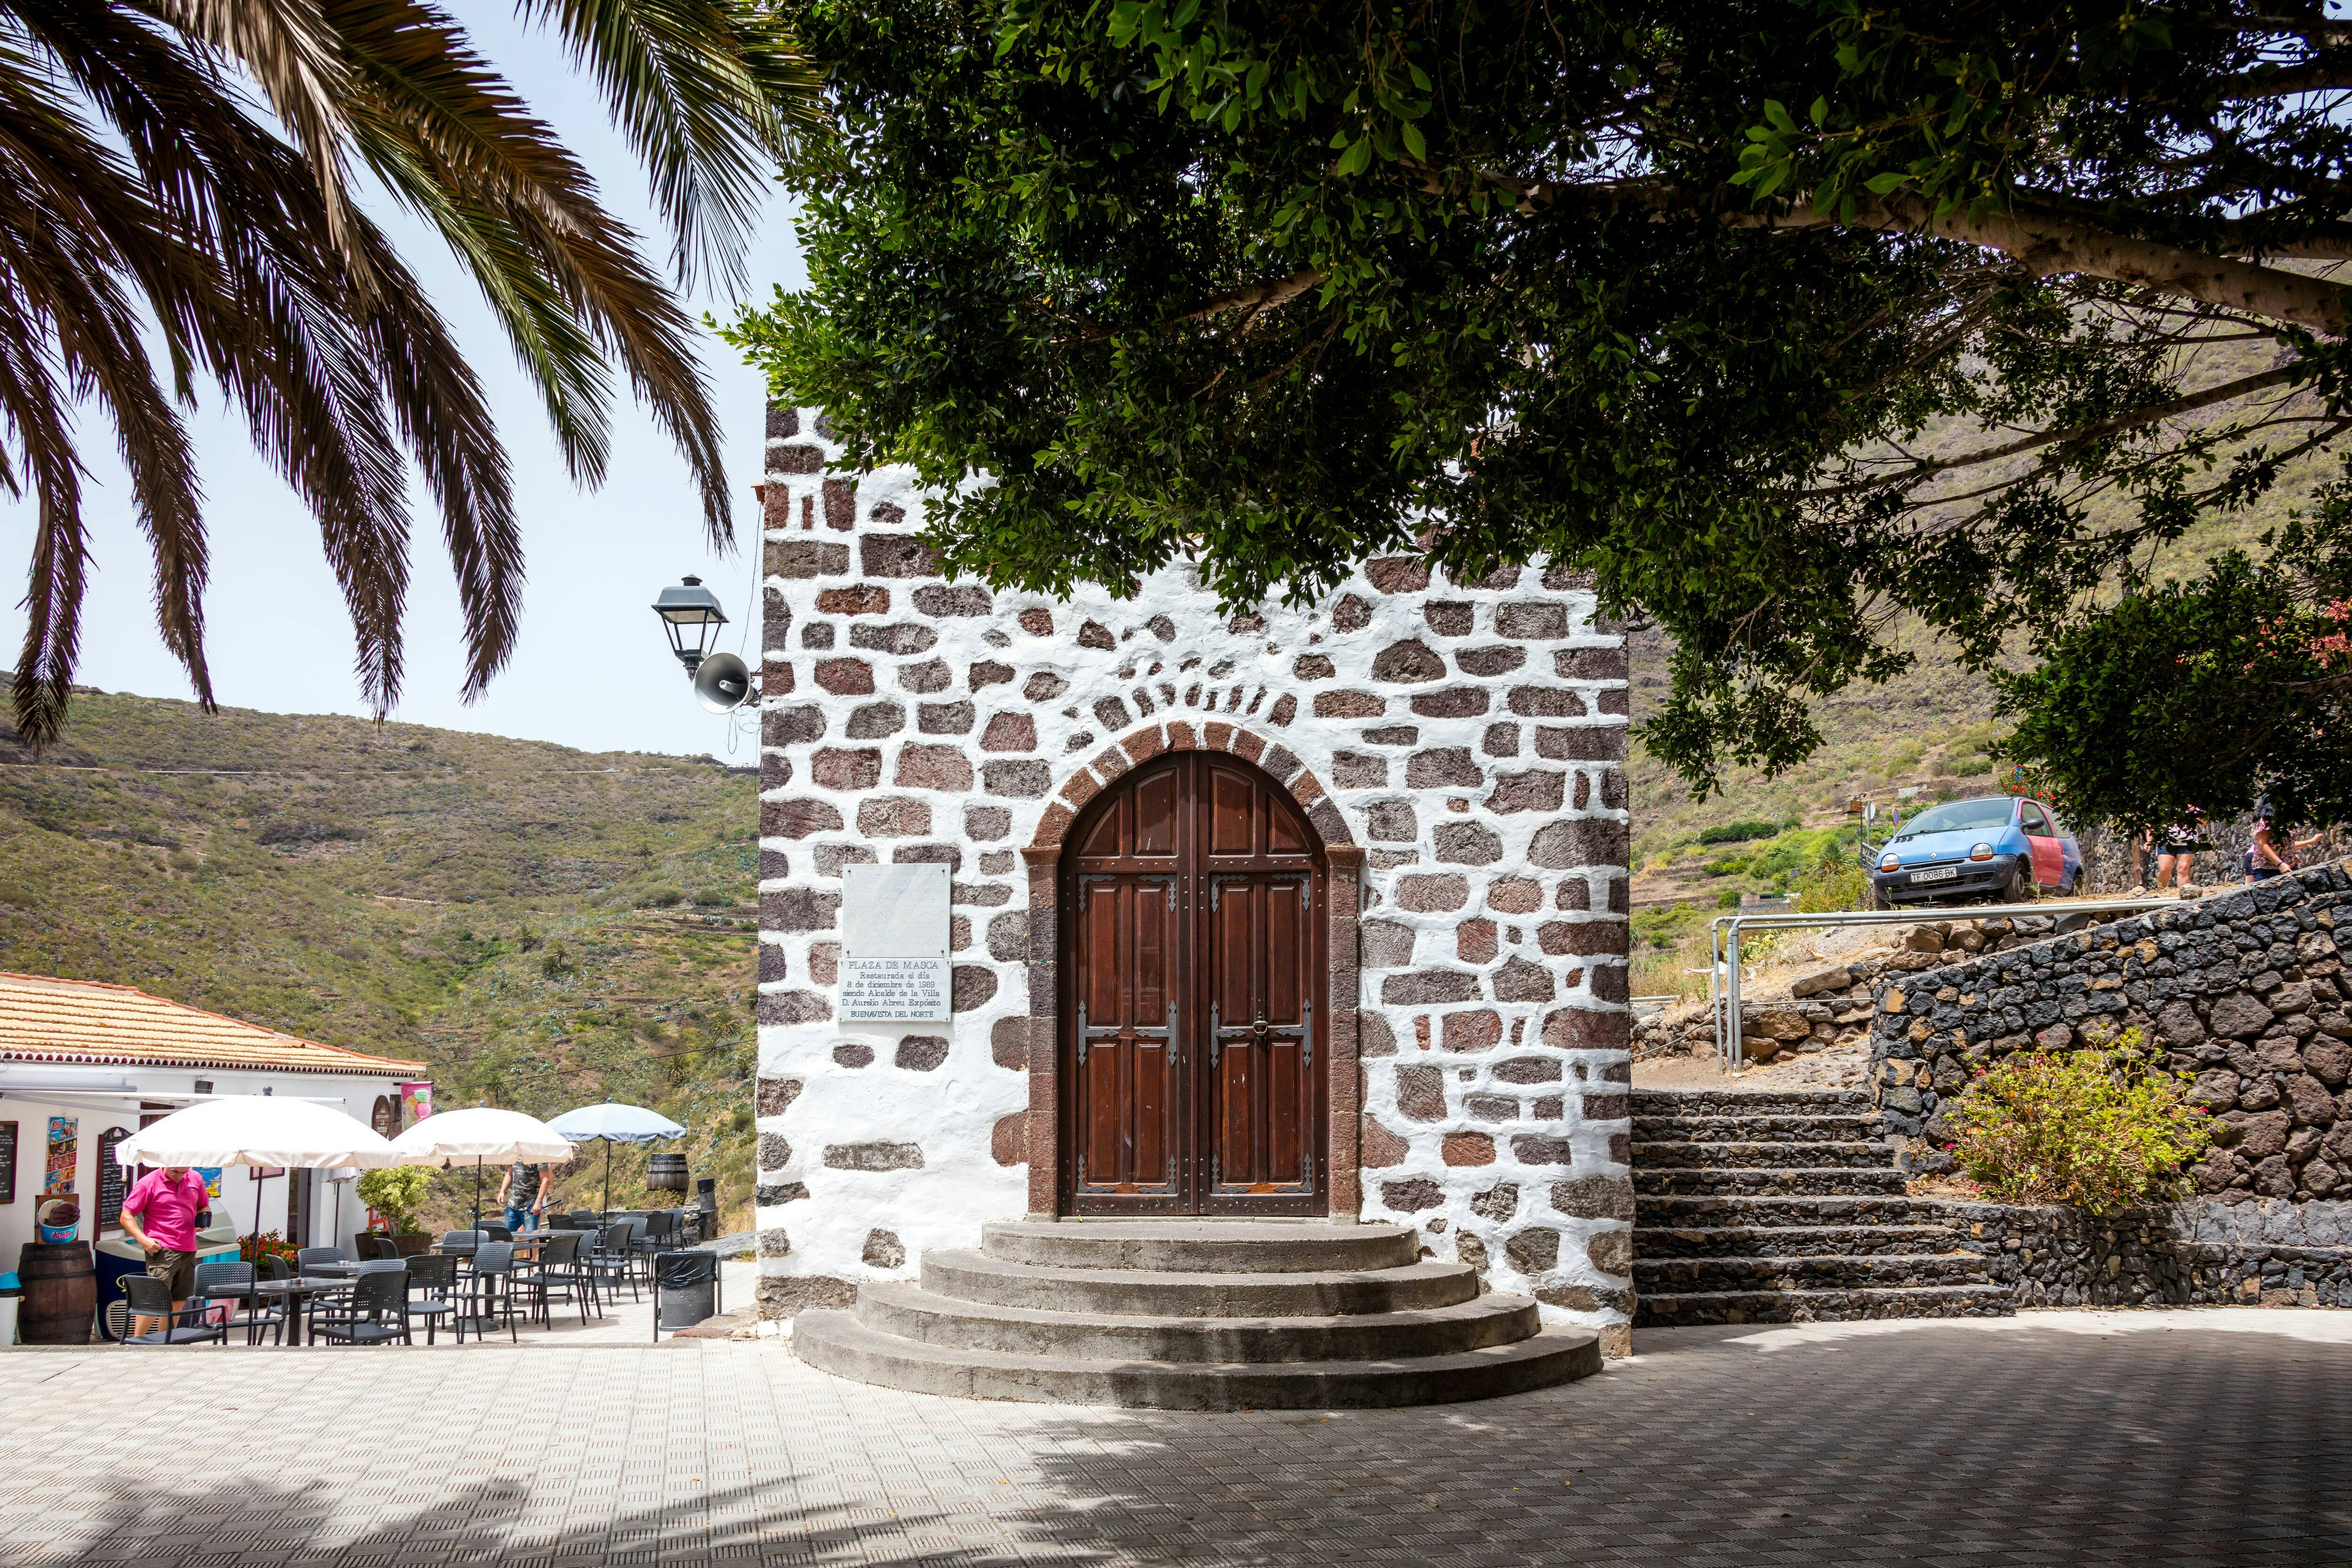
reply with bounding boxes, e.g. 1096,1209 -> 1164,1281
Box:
1909,866 -> 1959,884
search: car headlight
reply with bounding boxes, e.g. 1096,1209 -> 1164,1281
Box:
1879,852 -> 1900,872
1970,842 -> 1994,861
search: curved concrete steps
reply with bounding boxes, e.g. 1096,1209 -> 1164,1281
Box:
918,1250 -> 1479,1317
794,1312 -> 1601,1409
794,1218 -> 1603,1409
856,1281 -> 1542,1362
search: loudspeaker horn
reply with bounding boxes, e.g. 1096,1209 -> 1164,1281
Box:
691,650 -> 753,713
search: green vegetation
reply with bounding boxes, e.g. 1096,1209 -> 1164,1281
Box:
1943,1031 -> 2215,1214
1697,820 -> 1780,845
727,2 -> 2352,812
0,691 -> 760,1235
356,1168 -> 434,1237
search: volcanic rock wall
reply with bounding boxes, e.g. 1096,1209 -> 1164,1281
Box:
1869,864 -> 2352,1199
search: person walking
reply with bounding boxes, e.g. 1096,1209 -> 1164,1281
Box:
2247,801 -> 2296,882
2150,810 -> 2203,895
499,1159 -> 551,1235
118,1164 -> 209,1338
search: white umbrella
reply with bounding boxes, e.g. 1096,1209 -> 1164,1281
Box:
389,1107 -> 573,1232
113,1096 -> 402,1240
546,1101 -> 686,1218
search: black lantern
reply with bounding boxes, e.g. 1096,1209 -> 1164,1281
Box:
651,576 -> 729,674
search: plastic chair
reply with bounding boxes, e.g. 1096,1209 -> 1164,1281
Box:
121,1275 -> 226,1346
623,1218 -> 655,1289
296,1246 -> 350,1273
482,1224 -> 513,1242
438,1229 -> 482,1258
402,1252 -> 461,1345
454,1242 -> 519,1343
518,1230 -> 599,1328
310,1267 -> 412,1346
357,1234 -> 401,1261
192,1260 -> 274,1346
587,1222 -> 640,1305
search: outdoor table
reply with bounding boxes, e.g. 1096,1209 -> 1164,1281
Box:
250,1276 -> 355,1347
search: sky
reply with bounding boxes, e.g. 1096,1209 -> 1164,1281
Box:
0,11 -> 805,762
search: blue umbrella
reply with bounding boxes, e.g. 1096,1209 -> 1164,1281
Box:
547,1101 -> 685,1218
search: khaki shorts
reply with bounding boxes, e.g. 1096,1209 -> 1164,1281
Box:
146,1249 -> 198,1299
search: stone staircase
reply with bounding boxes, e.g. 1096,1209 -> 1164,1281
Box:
793,1219 -> 1603,1409
1633,1087 -> 2015,1325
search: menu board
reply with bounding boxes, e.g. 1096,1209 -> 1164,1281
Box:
0,1120 -> 16,1203
94,1126 -> 131,1231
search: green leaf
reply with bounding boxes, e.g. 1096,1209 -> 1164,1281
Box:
1863,171 -> 1908,195
1400,119 -> 1426,161
1810,96 -> 1828,127
1335,134 -> 1372,176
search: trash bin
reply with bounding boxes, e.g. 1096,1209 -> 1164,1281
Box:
0,1272 -> 20,1346
654,1250 -> 719,1338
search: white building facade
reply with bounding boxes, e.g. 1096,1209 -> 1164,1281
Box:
752,407 -> 1639,1355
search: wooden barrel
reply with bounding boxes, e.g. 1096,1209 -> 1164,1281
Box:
18,1242 -> 96,1345
646,1151 -> 689,1192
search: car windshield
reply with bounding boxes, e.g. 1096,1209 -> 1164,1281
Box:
1891,799 -> 2013,839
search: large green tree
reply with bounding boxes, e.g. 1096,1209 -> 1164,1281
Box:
726,0 -> 2352,818
0,0 -> 820,744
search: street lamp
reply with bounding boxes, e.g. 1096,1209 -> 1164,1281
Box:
651,576 -> 729,674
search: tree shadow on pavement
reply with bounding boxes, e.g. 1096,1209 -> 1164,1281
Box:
19,1320 -> 2352,1566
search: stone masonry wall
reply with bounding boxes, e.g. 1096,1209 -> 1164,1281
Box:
751,406 -> 1637,1351
1869,863 -> 2352,1200
1935,1198 -> 2352,1309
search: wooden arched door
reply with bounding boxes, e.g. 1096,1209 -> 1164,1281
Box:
1060,752 -> 1327,1216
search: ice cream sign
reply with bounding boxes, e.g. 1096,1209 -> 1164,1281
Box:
837,863 -> 951,1023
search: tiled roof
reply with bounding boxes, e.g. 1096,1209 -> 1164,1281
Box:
0,972 -> 427,1077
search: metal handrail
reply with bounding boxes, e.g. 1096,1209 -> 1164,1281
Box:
1706,895 -> 2183,1071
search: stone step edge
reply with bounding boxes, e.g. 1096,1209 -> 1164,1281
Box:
857,1281 -> 1541,1361
981,1219 -> 1420,1274
793,1313 -> 1605,1410
920,1251 -> 1482,1316
1631,1140 -> 1891,1154
1635,1255 -> 1994,1284
1633,1224 -> 1968,1248
1636,1283 -> 2017,1313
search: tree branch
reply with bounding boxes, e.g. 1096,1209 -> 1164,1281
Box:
1174,269 -> 1325,323
1808,362 -> 2304,500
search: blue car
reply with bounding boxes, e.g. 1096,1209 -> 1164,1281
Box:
1866,795 -> 2082,906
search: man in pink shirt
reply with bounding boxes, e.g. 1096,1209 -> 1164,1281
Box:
119,1165 -> 210,1336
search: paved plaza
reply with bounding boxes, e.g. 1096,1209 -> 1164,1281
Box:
2,1309 -> 2347,1566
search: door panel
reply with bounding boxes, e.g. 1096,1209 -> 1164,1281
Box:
1063,754 -> 1325,1216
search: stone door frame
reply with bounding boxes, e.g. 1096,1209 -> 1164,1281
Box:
1020,720 -> 1365,1222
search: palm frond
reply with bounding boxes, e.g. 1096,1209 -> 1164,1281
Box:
0,0 -> 820,743
514,0 -> 821,293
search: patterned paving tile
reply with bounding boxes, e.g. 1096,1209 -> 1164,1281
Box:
0,1310 -> 2347,1565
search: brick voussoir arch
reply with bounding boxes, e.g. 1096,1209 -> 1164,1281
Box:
1025,717 -> 1358,852
1015,718 -> 1368,1221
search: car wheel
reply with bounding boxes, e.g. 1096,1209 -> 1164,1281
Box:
1999,863 -> 2028,904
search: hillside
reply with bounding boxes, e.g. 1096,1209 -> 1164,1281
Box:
0,690 -> 762,1234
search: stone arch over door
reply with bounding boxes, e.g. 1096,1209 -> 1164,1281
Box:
1018,720 -> 1365,1220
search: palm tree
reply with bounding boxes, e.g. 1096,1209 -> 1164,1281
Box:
0,0 -> 822,745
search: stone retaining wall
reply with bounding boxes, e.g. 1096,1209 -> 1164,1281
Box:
1933,1197 -> 2352,1309
751,405 -> 1636,1350
1869,864 -> 2352,1200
